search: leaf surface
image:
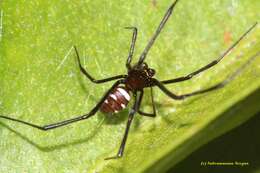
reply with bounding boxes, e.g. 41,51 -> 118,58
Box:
0,0 -> 259,172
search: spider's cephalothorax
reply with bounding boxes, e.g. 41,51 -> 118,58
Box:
125,63 -> 156,91
0,0 -> 257,161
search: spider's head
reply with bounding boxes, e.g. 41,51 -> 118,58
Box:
133,62 -> 156,77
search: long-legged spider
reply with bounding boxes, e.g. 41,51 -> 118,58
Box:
0,0 -> 258,160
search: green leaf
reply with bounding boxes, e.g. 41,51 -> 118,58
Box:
169,111 -> 260,173
0,0 -> 259,173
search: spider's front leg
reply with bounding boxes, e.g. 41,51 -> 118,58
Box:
138,0 -> 180,65
161,22 -> 257,85
153,51 -> 260,100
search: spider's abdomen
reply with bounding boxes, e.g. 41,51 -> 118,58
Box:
100,87 -> 130,113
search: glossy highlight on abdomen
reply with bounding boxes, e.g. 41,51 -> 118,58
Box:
100,87 -> 130,113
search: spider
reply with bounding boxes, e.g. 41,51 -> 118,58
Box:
0,0 -> 258,160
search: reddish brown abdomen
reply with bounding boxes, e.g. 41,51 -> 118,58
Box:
100,87 -> 130,113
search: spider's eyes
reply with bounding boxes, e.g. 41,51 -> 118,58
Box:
148,68 -> 156,77
141,63 -> 148,69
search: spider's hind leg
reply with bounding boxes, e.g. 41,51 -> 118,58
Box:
105,91 -> 142,160
0,79 -> 125,131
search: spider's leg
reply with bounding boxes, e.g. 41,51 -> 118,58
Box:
161,22 -> 257,84
0,79 -> 125,131
74,46 -> 127,83
125,27 -> 138,70
105,91 -> 141,160
138,87 -> 156,117
152,51 -> 259,100
138,0 -> 179,65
